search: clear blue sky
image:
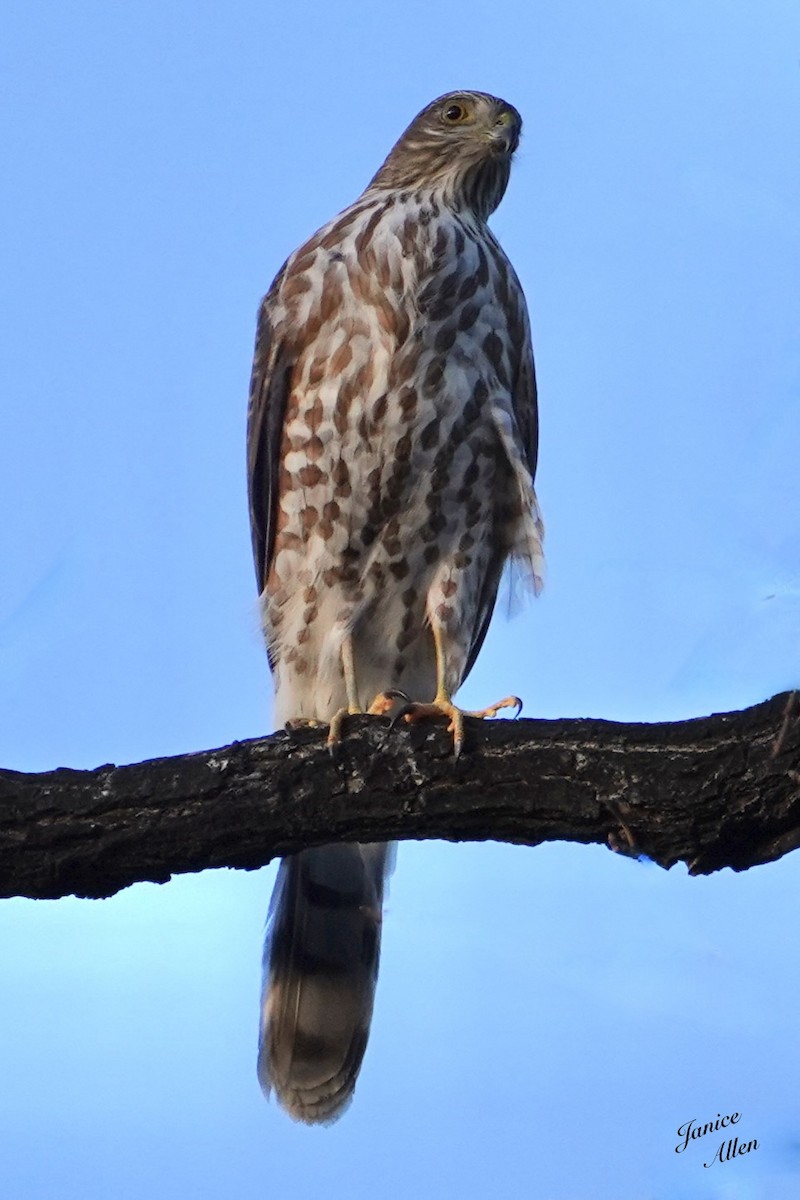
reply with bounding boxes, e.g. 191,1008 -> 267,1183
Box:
1,1 -> 799,1196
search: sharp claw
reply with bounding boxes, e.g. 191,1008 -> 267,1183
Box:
387,692 -> 521,756
390,703 -> 414,728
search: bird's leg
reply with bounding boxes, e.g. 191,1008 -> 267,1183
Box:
326,635 -> 363,749
390,624 -> 522,758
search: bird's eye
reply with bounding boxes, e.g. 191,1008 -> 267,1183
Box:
443,102 -> 469,124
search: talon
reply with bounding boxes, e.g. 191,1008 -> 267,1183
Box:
390,703 -> 414,728
397,691 -> 524,756
451,712 -> 464,759
396,698 -> 465,755
465,694 -> 523,721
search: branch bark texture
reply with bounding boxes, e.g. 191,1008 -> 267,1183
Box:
1,691 -> 798,901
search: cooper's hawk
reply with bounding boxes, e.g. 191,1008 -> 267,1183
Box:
247,90 -> 544,1124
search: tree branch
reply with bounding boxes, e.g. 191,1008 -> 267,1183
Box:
2,691 -> 798,900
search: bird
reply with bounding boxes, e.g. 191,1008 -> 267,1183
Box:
247,89 -> 544,1124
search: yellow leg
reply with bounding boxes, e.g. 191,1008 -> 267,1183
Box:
326,636 -> 363,748
372,625 -> 522,757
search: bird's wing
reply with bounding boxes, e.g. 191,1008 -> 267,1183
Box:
246,280 -> 293,604
462,266 -> 539,682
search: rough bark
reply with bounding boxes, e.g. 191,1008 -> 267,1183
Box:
1,691 -> 798,901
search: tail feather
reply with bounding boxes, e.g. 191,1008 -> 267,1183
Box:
258,842 -> 392,1124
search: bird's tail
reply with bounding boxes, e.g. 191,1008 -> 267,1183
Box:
257,841 -> 393,1124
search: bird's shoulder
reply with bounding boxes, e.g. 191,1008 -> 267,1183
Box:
265,191 -> 497,317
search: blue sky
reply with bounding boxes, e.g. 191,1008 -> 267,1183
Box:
1,1 -> 799,1197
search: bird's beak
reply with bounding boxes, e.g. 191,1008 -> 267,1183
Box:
488,107 -> 521,155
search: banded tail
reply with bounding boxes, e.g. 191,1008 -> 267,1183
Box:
258,841 -> 393,1124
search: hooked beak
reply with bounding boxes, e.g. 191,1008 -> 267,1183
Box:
489,106 -> 521,155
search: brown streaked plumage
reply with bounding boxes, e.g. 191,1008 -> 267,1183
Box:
248,90 -> 543,1124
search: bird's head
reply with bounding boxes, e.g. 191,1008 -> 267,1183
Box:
367,90 -> 522,219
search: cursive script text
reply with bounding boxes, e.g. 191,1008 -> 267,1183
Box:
675,1112 -> 740,1154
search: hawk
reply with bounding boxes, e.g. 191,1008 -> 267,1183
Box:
247,90 -> 544,1124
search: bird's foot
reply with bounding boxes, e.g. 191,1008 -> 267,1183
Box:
367,690 -> 411,717
325,691 -> 413,752
326,705 -> 363,751
285,718 -> 324,730
392,693 -> 522,758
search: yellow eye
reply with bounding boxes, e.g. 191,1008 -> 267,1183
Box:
442,102 -> 469,124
